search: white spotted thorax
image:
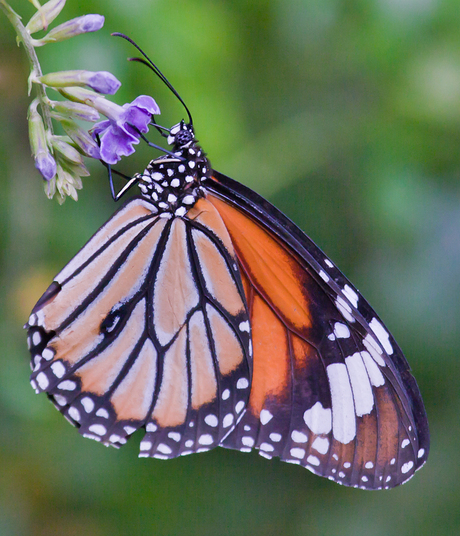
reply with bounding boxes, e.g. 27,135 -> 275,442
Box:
136,122 -> 210,217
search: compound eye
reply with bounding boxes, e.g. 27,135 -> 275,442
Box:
175,129 -> 193,146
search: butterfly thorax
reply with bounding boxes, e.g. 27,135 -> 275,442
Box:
136,122 -> 210,218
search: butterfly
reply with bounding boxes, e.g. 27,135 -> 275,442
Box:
26,51 -> 429,490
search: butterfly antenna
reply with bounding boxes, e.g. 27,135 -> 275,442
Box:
112,32 -> 193,126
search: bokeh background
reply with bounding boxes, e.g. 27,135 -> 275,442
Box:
1,0 -> 459,534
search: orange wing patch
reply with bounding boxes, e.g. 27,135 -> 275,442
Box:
207,195 -> 311,334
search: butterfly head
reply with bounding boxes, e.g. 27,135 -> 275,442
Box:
167,121 -> 195,149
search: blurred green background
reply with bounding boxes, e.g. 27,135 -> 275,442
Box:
0,0 -> 459,534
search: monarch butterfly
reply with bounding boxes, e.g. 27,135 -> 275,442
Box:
26,41 -> 429,491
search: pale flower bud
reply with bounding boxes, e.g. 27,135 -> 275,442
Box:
28,99 -> 56,180
26,0 -> 67,34
33,14 -> 104,46
38,70 -> 121,94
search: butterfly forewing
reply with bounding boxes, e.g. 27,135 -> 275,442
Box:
27,196 -> 252,457
206,175 -> 429,489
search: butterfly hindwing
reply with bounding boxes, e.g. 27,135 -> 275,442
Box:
206,172 -> 429,489
27,196 -> 252,456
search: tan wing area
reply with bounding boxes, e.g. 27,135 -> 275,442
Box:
208,192 -> 425,489
28,197 -> 252,460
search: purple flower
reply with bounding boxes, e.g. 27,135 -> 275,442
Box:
91,96 -> 160,164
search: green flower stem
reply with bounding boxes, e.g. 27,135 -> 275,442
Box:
0,0 -> 53,133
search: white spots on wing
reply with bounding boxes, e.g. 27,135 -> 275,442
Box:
390,458 -> 396,465
290,448 -> 306,459
312,437 -> 329,455
328,333 -> 336,341
332,453 -> 338,461
260,409 -> 273,425
259,443 -> 274,452
157,443 -> 172,455
343,462 -> 351,469
307,455 -> 321,466
222,389 -> 230,400
140,440 -> 152,451
198,434 -> 213,445
401,439 -> 410,449
42,348 -> 54,361
334,322 -> 350,339
109,434 -> 122,443
168,432 -> 181,442
235,401 -> 245,414
36,372 -> 49,390
345,352 -> 374,417
269,433 -> 282,442
361,351 -> 385,387
361,476 -> 368,482
291,430 -> 308,443
237,378 -> 249,390
95,408 -> 109,419
68,407 -> 81,422
386,475 -> 391,483
338,471 -> 346,478
401,461 -> 414,474
242,436 -> 255,447
204,414 -> 218,427
28,314 -> 37,326
81,397 -> 94,413
244,425 -> 251,431
185,440 -> 194,448
167,193 -> 177,203
418,448 -> 425,459
319,270 -> 330,282
343,285 -> 359,308
369,318 -> 393,355
327,363 -> 356,444
259,451 -> 272,460
183,195 -> 195,205
239,321 -> 250,333
146,423 -> 157,432
365,461 -> 374,469
335,296 -> 355,323
170,178 -> 180,188
325,259 -> 334,268
124,426 -> 136,435
54,394 -> 67,406
89,424 -> 106,436
303,402 -> 332,435
32,331 -> 41,347
223,414 -> 234,428
175,207 -> 187,217
58,380 -> 76,391
363,334 -> 385,366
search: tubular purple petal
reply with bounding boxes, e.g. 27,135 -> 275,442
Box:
130,95 -> 161,115
35,152 -> 57,181
86,72 -> 121,94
